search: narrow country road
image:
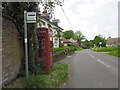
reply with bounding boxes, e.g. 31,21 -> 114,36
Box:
62,49 -> 118,88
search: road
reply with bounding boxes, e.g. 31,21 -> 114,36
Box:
63,49 -> 118,88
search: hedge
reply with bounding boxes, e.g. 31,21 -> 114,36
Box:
53,46 -> 76,60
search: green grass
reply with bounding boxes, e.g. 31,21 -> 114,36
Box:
93,46 -> 120,58
76,47 -> 83,51
4,64 -> 68,88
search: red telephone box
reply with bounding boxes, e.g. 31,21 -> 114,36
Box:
36,27 -> 53,72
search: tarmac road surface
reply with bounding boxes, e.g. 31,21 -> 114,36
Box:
63,49 -> 118,88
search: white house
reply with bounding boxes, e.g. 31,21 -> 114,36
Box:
37,15 -> 63,48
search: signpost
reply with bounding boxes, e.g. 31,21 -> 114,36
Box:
27,12 -> 36,23
24,11 -> 36,78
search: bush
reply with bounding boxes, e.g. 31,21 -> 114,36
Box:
76,47 -> 83,51
54,47 -> 65,52
54,46 -> 75,52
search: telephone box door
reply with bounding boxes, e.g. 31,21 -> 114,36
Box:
37,28 -> 53,72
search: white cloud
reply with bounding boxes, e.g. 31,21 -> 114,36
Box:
55,0 -> 119,40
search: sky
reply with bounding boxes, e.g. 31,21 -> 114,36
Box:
54,0 -> 119,40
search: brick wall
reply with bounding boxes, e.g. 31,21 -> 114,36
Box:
1,15 -> 24,85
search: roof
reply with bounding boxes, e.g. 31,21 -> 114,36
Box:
62,37 -> 71,43
38,15 -> 64,31
107,37 -> 120,44
68,38 -> 77,43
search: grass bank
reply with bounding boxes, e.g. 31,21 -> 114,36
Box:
4,64 -> 68,88
93,46 -> 120,58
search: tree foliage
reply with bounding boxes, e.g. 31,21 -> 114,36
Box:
93,35 -> 107,47
39,0 -> 64,19
73,31 -> 85,46
2,2 -> 39,37
82,39 -> 92,49
63,30 -> 74,39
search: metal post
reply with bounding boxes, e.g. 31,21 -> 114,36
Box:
24,10 -> 29,78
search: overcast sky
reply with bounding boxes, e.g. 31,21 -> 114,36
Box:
54,0 -> 119,40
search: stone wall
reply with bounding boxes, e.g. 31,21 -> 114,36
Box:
1,15 -> 24,86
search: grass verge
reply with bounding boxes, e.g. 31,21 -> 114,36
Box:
4,64 -> 68,88
93,46 -> 120,58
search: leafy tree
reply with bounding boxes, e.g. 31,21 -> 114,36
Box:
83,39 -> 92,49
2,2 -> 39,36
73,31 -> 85,46
93,35 -> 107,47
39,0 -> 64,19
63,30 -> 74,39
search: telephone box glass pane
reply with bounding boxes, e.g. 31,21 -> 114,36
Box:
38,37 -> 46,69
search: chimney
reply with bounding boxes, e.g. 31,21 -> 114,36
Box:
52,19 -> 60,25
41,8 -> 50,20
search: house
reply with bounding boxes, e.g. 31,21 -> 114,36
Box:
62,37 -> 79,47
68,38 -> 79,48
62,37 -> 72,46
107,37 -> 120,46
37,15 -> 63,48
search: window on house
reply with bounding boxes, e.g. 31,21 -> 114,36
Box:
43,22 -> 45,25
55,41 -> 57,43
54,31 -> 57,34
55,38 -> 58,40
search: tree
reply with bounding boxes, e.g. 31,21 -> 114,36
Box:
82,39 -> 92,49
63,30 -> 74,39
73,31 -> 85,46
39,0 -> 64,19
93,35 -> 107,47
2,2 -> 39,36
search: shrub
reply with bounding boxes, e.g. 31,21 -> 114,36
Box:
76,47 -> 83,51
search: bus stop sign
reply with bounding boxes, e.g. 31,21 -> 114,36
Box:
27,12 -> 36,23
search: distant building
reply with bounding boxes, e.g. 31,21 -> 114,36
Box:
62,38 -> 79,47
62,37 -> 72,46
68,38 -> 79,48
107,37 -> 120,46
